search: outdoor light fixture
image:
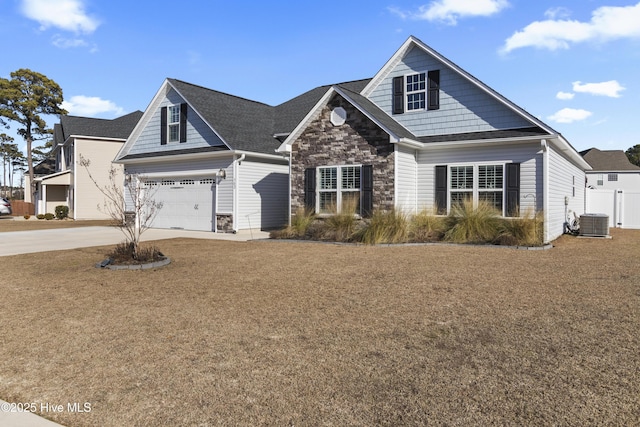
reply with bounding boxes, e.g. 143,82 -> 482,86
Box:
218,169 -> 226,179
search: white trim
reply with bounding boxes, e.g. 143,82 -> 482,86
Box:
542,139 -> 550,243
135,170 -> 221,179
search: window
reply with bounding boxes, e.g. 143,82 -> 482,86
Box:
317,165 -> 361,214
447,164 -> 507,215
450,166 -> 473,208
160,103 -> 187,144
168,105 -> 181,142
608,173 -> 618,182
597,174 -> 604,186
406,73 -> 426,111
478,165 -> 503,211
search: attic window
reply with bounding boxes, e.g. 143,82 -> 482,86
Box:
160,103 -> 187,145
168,105 -> 181,142
406,73 -> 426,111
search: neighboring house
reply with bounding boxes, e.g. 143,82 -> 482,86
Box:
26,112 -> 142,219
581,147 -> 640,229
580,148 -> 640,190
113,79 -> 290,232
277,36 -> 591,243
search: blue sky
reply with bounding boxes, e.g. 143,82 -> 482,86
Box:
2,0 -> 639,157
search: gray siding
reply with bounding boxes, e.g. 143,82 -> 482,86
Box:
368,46 -> 532,137
128,89 -> 225,156
547,145 -> 585,241
416,142 -> 542,214
236,159 -> 289,230
395,145 -> 417,213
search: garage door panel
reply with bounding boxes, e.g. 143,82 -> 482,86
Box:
146,178 -> 215,231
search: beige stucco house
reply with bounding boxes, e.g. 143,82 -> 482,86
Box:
26,112 -> 142,219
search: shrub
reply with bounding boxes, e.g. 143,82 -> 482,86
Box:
357,209 -> 408,244
497,209 -> 544,246
36,214 -> 45,219
444,199 -> 501,244
108,242 -> 164,264
409,208 -> 446,242
270,207 -> 316,239
55,205 -> 69,219
314,198 -> 357,242
44,213 -> 55,220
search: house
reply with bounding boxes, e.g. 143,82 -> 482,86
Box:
277,36 -> 591,243
581,148 -> 640,190
113,79 -> 290,232
581,147 -> 640,229
26,112 -> 142,219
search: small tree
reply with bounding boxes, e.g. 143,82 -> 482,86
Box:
78,155 -> 163,260
0,69 -> 67,202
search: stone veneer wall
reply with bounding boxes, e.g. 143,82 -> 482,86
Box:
290,94 -> 395,213
216,214 -> 233,232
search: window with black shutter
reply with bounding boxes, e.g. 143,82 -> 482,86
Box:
179,103 -> 188,143
435,165 -> 447,214
361,165 -> 374,217
392,76 -> 405,115
304,168 -> 316,210
505,163 -> 520,217
427,70 -> 440,110
160,106 -> 167,145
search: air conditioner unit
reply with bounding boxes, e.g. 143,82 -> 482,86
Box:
580,213 -> 609,237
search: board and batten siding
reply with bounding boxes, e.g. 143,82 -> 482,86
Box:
127,89 -> 225,157
123,157 -> 234,214
416,142 -> 542,214
395,145 -> 418,214
236,159 -> 289,230
546,145 -> 585,241
368,46 -> 532,137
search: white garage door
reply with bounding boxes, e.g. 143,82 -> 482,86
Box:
146,177 -> 216,231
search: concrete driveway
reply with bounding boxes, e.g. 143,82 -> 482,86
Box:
0,226 -> 270,257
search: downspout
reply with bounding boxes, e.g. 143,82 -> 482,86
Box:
541,139 -> 549,243
232,153 -> 245,232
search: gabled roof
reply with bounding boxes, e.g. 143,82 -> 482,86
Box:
580,148 -> 640,171
55,111 -> 143,144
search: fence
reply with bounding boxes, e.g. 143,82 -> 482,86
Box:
8,200 -> 35,216
585,188 -> 640,229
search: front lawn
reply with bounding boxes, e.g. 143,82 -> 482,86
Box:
0,229 -> 638,426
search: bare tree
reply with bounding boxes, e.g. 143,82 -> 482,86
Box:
78,155 -> 163,259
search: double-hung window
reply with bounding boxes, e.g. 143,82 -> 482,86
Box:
168,105 -> 181,143
449,164 -> 505,214
318,165 -> 361,214
406,73 -> 426,111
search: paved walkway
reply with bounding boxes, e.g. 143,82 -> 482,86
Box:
0,226 -> 270,256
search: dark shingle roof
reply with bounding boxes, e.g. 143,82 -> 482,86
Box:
580,148 -> 640,171
56,111 -> 143,144
167,78 -> 373,155
168,79 -> 277,154
417,127 -> 548,144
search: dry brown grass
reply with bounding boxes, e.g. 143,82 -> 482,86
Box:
0,225 -> 639,426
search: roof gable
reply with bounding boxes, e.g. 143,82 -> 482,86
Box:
362,36 -> 558,138
56,111 -> 143,144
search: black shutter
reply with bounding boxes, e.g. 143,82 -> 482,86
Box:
361,164 -> 374,217
428,70 -> 440,110
179,103 -> 188,143
505,163 -> 520,217
160,106 -> 167,145
392,76 -> 404,115
435,165 -> 447,214
304,168 -> 316,211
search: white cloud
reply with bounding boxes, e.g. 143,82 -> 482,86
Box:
548,108 -> 592,124
21,0 -> 99,34
572,80 -> 625,98
501,2 -> 640,53
390,0 -> 509,25
61,96 -> 125,117
556,91 -> 575,100
52,35 -> 87,49
544,7 -> 571,20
